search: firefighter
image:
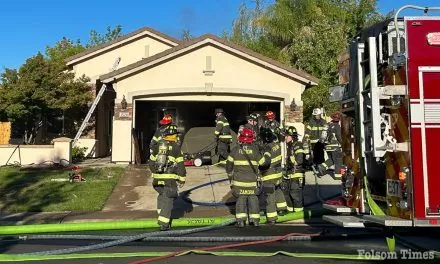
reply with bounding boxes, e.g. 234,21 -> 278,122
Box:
226,127 -> 270,228
264,111 -> 285,142
214,108 -> 232,162
238,113 -> 262,148
259,127 -> 287,224
149,125 -> 186,231
150,114 -> 177,151
317,112 -> 343,179
282,126 -> 306,212
304,108 -> 326,167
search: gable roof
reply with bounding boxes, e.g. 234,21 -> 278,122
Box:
66,27 -> 181,65
99,34 -> 319,86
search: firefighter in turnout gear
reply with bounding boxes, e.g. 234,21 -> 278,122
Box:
150,114 -> 179,151
214,108 -> 232,162
317,112 -> 343,179
264,111 -> 284,142
238,113 -> 262,148
282,126 -> 306,212
304,108 -> 327,166
226,127 -> 270,228
149,125 -> 186,231
259,127 -> 287,224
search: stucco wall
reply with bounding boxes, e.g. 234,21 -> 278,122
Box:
0,139 -> 72,166
72,36 -> 174,82
109,44 -> 305,163
116,45 -> 304,105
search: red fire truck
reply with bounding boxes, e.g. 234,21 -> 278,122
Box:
324,5 -> 440,228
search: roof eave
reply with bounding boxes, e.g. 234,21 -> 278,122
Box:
66,29 -> 180,66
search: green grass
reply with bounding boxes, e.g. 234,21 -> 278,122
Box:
0,166 -> 125,213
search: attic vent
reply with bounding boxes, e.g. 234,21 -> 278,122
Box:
144,45 -> 150,58
203,56 -> 215,76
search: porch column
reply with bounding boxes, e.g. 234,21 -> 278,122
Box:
111,96 -> 133,164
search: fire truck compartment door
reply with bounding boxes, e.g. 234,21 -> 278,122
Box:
413,67 -> 440,217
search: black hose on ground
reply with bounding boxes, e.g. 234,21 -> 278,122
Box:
16,232 -> 386,242
21,219 -> 236,256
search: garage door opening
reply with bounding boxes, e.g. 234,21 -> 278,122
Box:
133,100 -> 281,164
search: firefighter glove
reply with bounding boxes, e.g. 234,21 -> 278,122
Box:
178,182 -> 185,188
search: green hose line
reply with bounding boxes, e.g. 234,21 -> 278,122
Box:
0,250 -> 382,262
363,174 -> 395,252
0,209 -> 325,235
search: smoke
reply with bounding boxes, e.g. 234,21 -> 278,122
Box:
179,6 -> 196,31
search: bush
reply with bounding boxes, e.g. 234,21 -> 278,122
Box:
72,146 -> 88,163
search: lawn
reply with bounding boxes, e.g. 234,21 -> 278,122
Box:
0,166 -> 125,213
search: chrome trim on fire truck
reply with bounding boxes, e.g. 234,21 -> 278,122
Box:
363,215 -> 413,227
323,204 -> 359,213
323,215 -> 366,228
425,104 -> 440,123
412,125 -> 440,128
413,219 -> 440,227
418,69 -> 429,216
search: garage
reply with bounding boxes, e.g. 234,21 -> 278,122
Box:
67,28 -> 318,163
133,100 -> 281,163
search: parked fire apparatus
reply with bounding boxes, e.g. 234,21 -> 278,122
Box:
324,5 -> 440,228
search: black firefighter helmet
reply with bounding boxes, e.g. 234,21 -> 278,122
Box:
259,127 -> 277,143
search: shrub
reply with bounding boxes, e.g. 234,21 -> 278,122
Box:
72,146 -> 88,163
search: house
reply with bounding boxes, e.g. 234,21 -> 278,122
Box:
66,27 -> 318,164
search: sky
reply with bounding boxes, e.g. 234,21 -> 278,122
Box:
0,0 -> 439,70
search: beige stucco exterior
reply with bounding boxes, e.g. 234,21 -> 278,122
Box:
110,43 -> 306,163
64,29 -> 317,164
0,138 -> 72,166
70,35 -> 175,82
115,45 -> 303,103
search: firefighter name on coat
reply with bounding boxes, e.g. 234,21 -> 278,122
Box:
238,148 -> 253,155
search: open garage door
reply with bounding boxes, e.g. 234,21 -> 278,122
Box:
134,100 -> 281,163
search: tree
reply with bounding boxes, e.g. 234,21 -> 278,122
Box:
223,0 -> 281,61
0,24 -> 124,143
226,0 -> 385,120
0,41 -> 91,144
180,29 -> 194,41
86,25 -> 123,48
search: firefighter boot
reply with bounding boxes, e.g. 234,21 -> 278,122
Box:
266,219 -> 276,225
237,221 -> 245,228
277,210 -> 287,216
253,219 -> 260,227
159,223 -> 170,231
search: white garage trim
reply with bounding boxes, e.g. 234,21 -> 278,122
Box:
127,87 -> 290,103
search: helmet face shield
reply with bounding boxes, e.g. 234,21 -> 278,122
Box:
259,127 -> 276,143
285,126 -> 298,139
312,108 -> 322,116
163,125 -> 178,136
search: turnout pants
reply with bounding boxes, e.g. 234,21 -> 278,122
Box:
320,148 -> 343,178
153,179 -> 178,225
311,142 -> 325,164
233,187 -> 260,223
262,179 -> 287,221
282,173 -> 305,212
217,140 -> 231,162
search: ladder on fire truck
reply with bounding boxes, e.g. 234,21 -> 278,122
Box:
73,57 -> 121,146
323,5 -> 440,228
